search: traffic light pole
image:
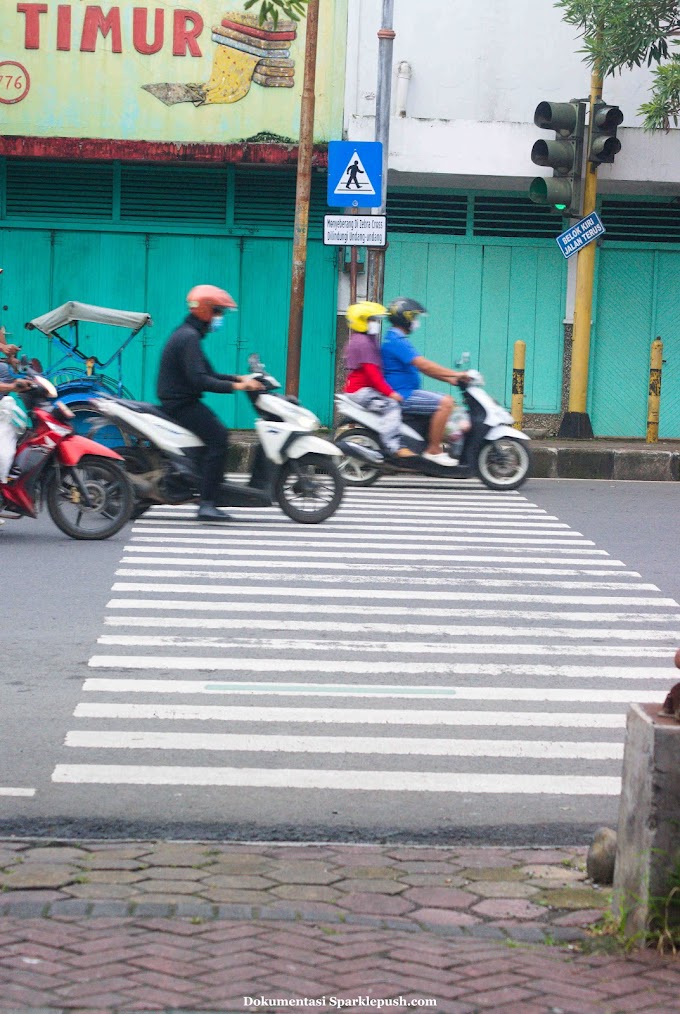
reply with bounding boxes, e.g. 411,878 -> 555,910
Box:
558,63 -> 603,439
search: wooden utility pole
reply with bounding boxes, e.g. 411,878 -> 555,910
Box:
285,0 -> 320,396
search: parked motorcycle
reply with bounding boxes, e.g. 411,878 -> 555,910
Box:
0,361 -> 134,539
88,355 -> 345,523
334,368 -> 531,490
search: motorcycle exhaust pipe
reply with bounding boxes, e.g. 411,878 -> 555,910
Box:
336,440 -> 384,465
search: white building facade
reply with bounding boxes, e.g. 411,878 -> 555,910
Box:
342,0 -> 680,437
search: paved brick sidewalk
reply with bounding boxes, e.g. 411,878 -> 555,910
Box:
0,840 -> 679,1012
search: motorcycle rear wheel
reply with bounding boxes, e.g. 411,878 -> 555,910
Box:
275,453 -> 343,523
477,438 -> 531,491
46,456 -> 134,539
335,426 -> 382,487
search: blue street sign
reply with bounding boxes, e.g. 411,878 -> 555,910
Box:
327,141 -> 383,208
556,211 -> 606,259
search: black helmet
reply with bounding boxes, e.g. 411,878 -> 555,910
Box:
387,297 -> 426,332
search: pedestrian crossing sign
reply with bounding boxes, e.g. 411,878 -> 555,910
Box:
327,140 -> 383,208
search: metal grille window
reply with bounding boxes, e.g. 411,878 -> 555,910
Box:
599,199 -> 680,243
5,160 -> 115,219
473,196 -> 563,239
233,168 -> 327,230
120,165 -> 228,224
386,192 -> 467,235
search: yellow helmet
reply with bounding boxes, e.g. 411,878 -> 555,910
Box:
345,301 -> 388,334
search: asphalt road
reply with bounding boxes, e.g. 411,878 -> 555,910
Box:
1,477 -> 678,845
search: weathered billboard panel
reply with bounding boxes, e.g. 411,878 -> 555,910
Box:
1,2 -> 346,144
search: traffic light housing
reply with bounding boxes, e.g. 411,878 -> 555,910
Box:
529,100 -> 586,216
588,102 -> 623,165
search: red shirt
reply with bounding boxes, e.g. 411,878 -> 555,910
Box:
344,361 -> 394,397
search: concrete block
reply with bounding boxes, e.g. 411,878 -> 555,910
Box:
612,451 -> 675,482
529,446 -> 558,479
556,448 -> 614,480
614,703 -> 680,940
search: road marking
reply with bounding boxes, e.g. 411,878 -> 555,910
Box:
124,545 -> 612,558
115,565 -> 637,579
115,555 -> 628,571
75,682 -> 662,704
104,601 -> 680,622
100,616 -> 680,641
94,636 -> 674,658
134,521 -> 577,534
51,765 -> 621,795
84,660 -> 673,677
0,787 -> 36,797
64,730 -> 624,760
70,702 -> 627,728
110,583 -> 674,605
129,535 -> 594,550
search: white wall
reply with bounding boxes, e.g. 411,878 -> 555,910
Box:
345,0 -> 680,186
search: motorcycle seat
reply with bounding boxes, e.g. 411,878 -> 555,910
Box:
122,400 -> 175,422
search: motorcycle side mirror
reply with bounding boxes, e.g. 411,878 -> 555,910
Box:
29,357 -> 43,373
247,353 -> 264,372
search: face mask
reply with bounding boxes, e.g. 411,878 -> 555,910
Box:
210,316 -> 224,332
410,318 -> 421,331
367,321 -> 381,335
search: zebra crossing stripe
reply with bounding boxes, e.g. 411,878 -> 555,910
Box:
101,616 -> 680,641
64,730 -> 624,760
109,583 -> 674,605
104,601 -> 680,622
129,536 -> 593,549
50,764 -> 621,794
75,681 -> 663,703
84,660 -> 672,677
93,638 -> 674,658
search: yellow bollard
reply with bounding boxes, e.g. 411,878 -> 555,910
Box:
646,337 -> 663,443
511,341 -> 526,431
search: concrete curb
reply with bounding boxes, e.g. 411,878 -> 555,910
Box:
227,436 -> 680,481
532,446 -> 680,482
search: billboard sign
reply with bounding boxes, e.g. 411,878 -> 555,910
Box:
0,2 -> 347,145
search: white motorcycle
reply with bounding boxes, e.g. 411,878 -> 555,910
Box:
334,368 -> 531,491
89,355 -> 344,523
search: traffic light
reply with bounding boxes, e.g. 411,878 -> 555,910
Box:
588,102 -> 623,165
529,100 -> 586,216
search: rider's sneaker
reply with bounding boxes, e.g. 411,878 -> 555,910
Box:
422,451 -> 459,467
197,503 -> 233,522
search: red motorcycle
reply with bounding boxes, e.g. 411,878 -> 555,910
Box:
0,365 -> 133,539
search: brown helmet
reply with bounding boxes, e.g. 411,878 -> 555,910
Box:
186,284 -> 237,323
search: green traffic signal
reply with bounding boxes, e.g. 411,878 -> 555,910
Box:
529,100 -> 586,216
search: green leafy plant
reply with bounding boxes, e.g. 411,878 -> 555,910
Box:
556,0 -> 680,128
245,0 -> 311,29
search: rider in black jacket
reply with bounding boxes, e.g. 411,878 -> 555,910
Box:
157,284 -> 262,522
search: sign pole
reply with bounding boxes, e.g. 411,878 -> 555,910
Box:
367,0 -> 395,304
558,61 -> 603,439
286,0 -> 320,398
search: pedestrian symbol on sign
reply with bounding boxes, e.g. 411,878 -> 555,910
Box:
332,150 -> 376,197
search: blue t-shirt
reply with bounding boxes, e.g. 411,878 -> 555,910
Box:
381,327 -> 421,399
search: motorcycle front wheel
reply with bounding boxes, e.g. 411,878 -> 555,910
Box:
46,456 -> 134,539
334,426 -> 382,487
477,438 -> 531,491
275,453 -> 343,523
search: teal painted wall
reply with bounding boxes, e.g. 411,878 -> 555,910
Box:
590,247 -> 680,437
385,238 -> 566,412
0,228 -> 337,428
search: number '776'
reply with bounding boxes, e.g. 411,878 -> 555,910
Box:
0,76 -> 25,90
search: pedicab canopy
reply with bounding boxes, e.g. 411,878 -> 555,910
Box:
26,302 -> 152,337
